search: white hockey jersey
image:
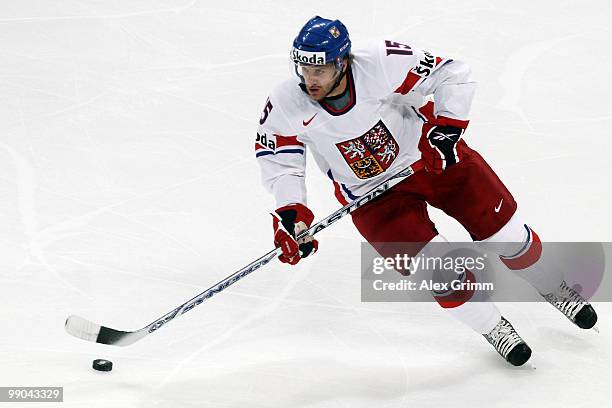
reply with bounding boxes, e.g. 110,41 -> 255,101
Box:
255,40 -> 476,207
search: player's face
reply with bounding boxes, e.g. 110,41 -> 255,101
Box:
299,63 -> 339,100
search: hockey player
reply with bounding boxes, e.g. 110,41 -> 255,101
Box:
255,16 -> 597,366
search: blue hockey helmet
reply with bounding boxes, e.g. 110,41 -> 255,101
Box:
290,16 -> 351,72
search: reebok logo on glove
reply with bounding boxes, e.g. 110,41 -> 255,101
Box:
419,124 -> 465,173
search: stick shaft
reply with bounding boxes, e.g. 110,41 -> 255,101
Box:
66,161 -> 422,345
144,161 -> 422,334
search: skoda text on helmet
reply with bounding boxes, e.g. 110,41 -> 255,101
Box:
291,16 -> 351,97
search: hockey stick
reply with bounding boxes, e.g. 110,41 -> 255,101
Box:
65,160 -> 424,346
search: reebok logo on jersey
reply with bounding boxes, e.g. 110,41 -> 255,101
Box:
303,113 -> 317,126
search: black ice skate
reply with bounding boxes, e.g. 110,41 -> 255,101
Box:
483,317 -> 532,366
542,280 -> 598,329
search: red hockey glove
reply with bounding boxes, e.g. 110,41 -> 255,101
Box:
272,203 -> 318,265
418,124 -> 465,173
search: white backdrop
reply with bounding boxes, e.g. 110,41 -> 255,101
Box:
1,1 -> 611,407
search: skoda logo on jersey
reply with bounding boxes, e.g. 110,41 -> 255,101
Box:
291,48 -> 326,65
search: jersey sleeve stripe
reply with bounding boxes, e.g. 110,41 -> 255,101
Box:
435,116 -> 470,129
418,101 -> 470,129
275,135 -> 305,148
394,57 -> 452,95
255,148 -> 304,158
394,71 -> 421,95
276,148 -> 304,154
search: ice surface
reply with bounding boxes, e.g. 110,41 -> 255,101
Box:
1,0 -> 611,407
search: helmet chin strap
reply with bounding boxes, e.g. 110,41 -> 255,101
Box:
295,59 -> 349,99
322,61 -> 348,99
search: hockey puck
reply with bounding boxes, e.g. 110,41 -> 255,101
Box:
92,359 -> 113,372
